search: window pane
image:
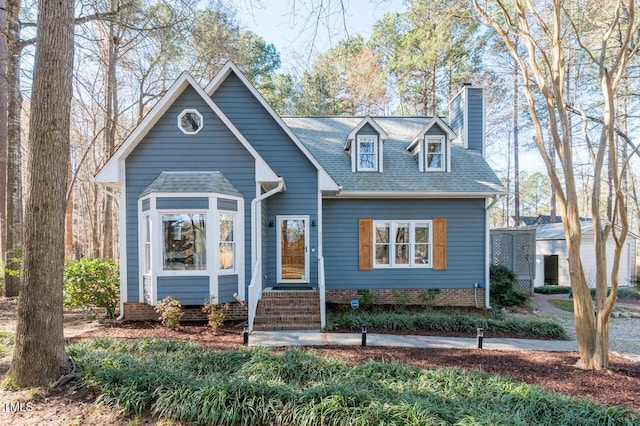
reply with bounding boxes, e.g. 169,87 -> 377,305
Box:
395,223 -> 409,243
427,153 -> 441,169
415,244 -> 429,264
415,224 -> 429,243
395,223 -> 409,265
395,244 -> 409,264
376,244 -> 389,265
162,213 -> 206,270
375,224 -> 389,243
180,112 -> 202,132
358,137 -> 377,170
144,215 -> 151,274
220,242 -> 234,270
219,213 -> 234,270
427,142 -> 442,153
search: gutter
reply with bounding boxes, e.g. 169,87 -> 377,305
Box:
251,178 -> 285,265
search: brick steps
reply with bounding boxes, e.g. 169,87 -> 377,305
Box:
254,289 -> 321,331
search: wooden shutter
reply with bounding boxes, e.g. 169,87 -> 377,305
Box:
433,218 -> 447,270
359,218 -> 373,270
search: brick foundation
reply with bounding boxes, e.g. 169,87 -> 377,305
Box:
326,288 -> 486,307
123,302 -> 248,322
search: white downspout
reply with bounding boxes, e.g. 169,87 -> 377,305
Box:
99,185 -> 126,321
251,178 -> 285,265
485,195 -> 502,309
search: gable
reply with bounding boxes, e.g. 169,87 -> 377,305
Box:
94,71 -> 278,186
206,62 -> 339,192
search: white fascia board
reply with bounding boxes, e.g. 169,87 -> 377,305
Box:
406,116 -> 457,151
325,191 -> 506,199
205,61 -> 339,192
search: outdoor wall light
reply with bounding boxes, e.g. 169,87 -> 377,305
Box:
311,219 -> 317,226
361,323 -> 368,346
268,220 -> 274,227
243,323 -> 249,346
476,327 -> 484,350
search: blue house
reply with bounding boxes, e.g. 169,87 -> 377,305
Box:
95,62 -> 505,330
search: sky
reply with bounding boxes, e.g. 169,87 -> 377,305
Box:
236,0 -> 405,74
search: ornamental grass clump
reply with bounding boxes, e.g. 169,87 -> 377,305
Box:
155,296 -> 184,330
202,296 -> 229,333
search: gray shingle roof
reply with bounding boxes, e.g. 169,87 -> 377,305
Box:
283,116 -> 505,195
141,171 -> 242,197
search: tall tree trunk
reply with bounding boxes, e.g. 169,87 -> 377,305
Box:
512,53 -> 520,227
101,3 -> 118,259
65,152 -> 74,258
5,0 -> 74,387
0,0 -> 7,260
3,0 -> 22,297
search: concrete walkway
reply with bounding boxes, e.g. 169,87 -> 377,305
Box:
249,331 -> 578,352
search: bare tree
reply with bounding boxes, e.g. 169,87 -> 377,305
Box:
474,0 -> 639,369
4,0 -> 74,386
1,0 -> 26,297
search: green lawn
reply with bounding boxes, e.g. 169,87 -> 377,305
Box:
69,338 -> 639,425
549,299 -> 640,314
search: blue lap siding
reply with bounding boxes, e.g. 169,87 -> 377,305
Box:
322,198 -> 487,290
212,73 -> 319,287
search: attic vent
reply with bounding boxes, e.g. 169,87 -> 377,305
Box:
178,109 -> 203,134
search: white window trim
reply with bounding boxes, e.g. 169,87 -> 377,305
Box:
177,108 -> 204,135
356,135 -> 378,172
218,210 -> 236,275
373,220 -> 433,269
425,135 -> 445,172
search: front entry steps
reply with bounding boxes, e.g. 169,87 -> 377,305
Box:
253,288 -> 321,331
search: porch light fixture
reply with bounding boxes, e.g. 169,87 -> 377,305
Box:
361,323 -> 368,346
243,323 -> 249,346
311,219 -> 317,227
268,220 -> 274,227
476,327 -> 484,350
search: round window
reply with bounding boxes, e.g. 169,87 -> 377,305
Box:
178,109 -> 203,134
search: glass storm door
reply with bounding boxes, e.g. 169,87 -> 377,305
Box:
277,216 -> 309,283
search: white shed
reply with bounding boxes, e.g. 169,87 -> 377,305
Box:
533,221 -> 638,288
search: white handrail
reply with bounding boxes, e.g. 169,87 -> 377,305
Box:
318,256 -> 326,328
248,260 -> 262,331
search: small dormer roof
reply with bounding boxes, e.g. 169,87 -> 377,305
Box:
406,116 -> 457,152
344,116 -> 389,150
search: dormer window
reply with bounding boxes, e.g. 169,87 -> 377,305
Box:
357,135 -> 378,171
407,117 -> 456,173
425,136 -> 445,171
178,109 -> 203,134
345,116 -> 388,173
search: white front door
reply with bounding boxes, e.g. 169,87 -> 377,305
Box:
277,216 -> 309,283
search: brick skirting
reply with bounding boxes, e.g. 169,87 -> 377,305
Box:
326,288 -> 486,307
123,302 -> 248,322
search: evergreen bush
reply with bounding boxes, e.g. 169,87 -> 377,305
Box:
63,258 -> 119,318
490,264 -> 530,307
